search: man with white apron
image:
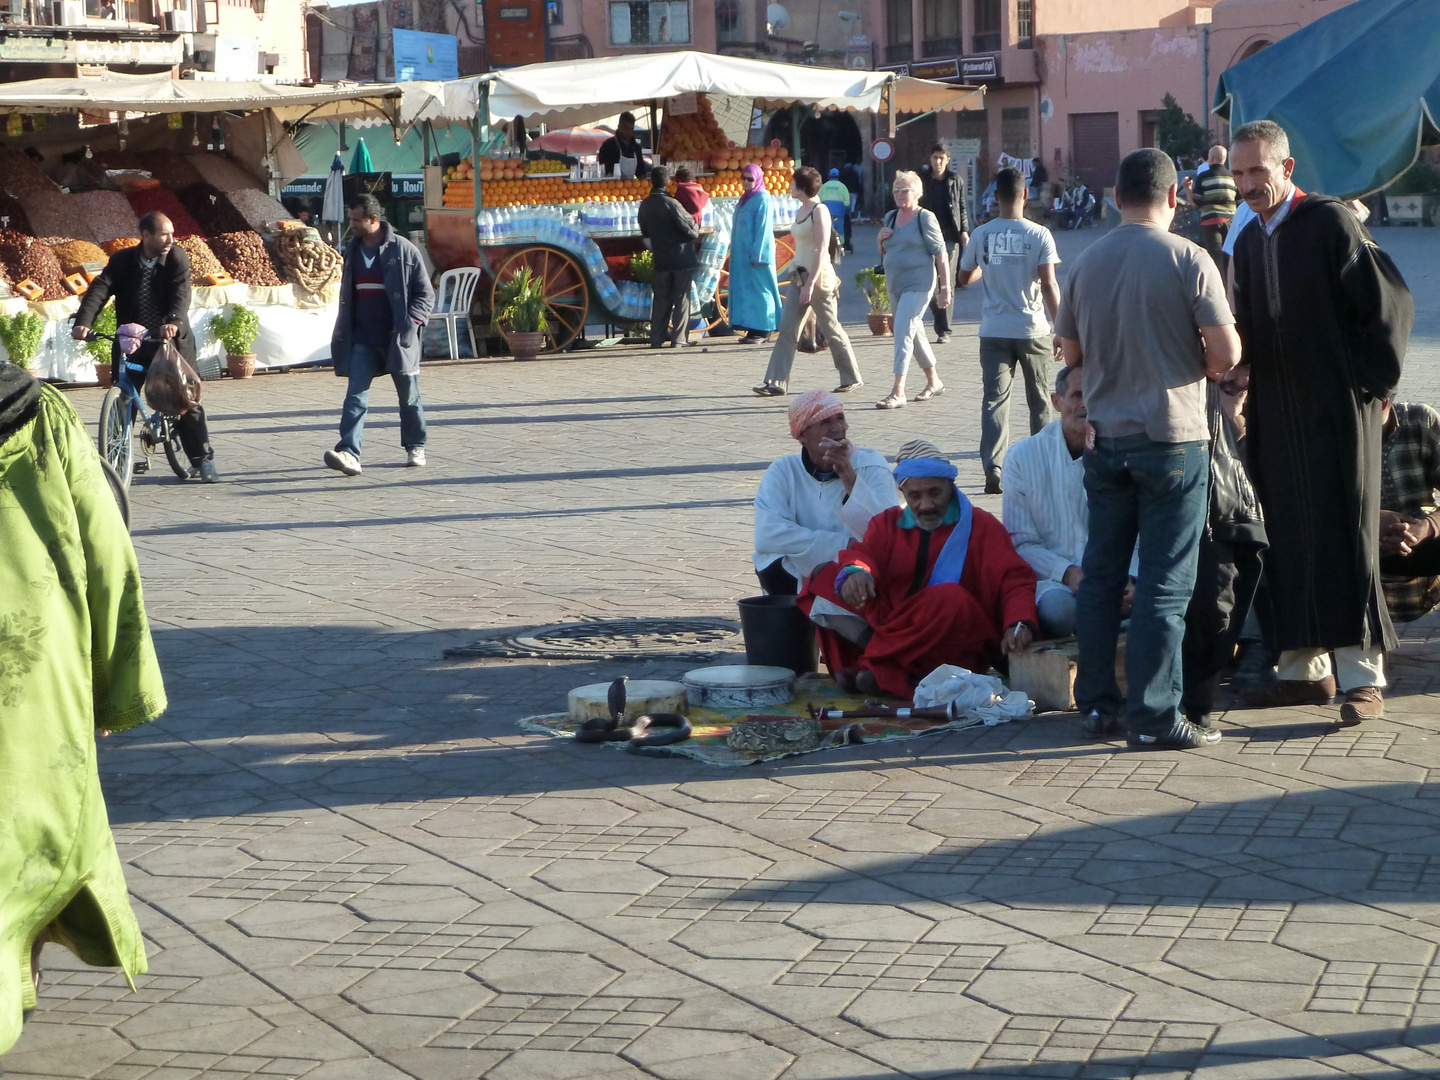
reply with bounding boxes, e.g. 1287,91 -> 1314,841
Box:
599,111 -> 651,180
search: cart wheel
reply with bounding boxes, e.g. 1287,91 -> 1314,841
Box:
775,233 -> 797,286
705,263 -> 731,333
492,247 -> 588,353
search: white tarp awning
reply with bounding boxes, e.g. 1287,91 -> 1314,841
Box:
0,72 -> 451,124
406,51 -> 982,126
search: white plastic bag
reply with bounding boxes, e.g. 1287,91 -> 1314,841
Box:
912,664 -> 1032,725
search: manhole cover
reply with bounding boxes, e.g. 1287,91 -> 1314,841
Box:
446,617 -> 744,660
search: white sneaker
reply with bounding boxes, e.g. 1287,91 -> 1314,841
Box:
324,449 -> 362,476
406,447 -> 426,468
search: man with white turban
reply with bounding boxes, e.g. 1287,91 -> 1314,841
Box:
752,389 -> 900,594
799,440 -> 1038,697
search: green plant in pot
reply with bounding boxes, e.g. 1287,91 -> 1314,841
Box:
492,266 -> 550,360
0,310 -> 46,372
854,267 -> 893,335
629,250 -> 655,285
85,302 -> 117,385
212,304 -> 260,378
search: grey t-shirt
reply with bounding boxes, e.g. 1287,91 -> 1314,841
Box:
1054,223 -> 1231,444
959,216 -> 1060,339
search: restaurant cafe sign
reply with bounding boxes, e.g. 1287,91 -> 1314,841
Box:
282,175 -> 424,199
879,56 -> 998,82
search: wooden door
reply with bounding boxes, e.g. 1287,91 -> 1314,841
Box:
485,0 -> 546,67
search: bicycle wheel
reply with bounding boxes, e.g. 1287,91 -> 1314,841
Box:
98,388 -> 134,489
159,417 -> 189,480
99,456 -> 131,530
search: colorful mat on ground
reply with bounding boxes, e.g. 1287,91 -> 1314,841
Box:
519,674 -> 989,767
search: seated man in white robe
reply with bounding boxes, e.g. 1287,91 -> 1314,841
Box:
1002,366 -> 1136,636
753,389 -> 900,594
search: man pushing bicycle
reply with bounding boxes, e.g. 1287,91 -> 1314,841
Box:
73,211 -> 219,482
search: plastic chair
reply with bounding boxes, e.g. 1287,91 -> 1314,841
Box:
427,267 -> 482,360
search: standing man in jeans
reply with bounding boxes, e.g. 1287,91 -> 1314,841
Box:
918,143 -> 969,344
1055,148 -> 1241,750
958,166 -> 1061,494
637,166 -> 701,349
325,194 -> 435,476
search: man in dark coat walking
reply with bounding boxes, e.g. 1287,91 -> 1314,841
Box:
1230,120 -> 1413,725
325,194 -> 435,477
73,211 -> 218,481
918,143 -> 970,343
637,166 -> 700,349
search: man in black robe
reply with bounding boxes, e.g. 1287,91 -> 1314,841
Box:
1229,120 -> 1413,726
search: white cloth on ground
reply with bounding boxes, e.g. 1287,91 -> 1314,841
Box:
1002,419 -> 1138,603
752,449 -> 900,581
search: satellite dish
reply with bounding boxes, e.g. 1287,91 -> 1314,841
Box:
767,3 -> 790,33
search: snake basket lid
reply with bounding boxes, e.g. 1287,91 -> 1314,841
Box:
683,665 -> 796,709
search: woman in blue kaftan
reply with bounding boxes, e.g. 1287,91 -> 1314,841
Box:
727,163 -> 782,344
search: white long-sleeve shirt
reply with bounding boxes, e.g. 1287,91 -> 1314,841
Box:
752,449 -> 900,582
1002,420 -> 1138,601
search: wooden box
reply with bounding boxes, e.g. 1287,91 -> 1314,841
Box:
1009,633 -> 1129,713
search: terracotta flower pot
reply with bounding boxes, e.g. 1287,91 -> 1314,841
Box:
867,313 -> 894,336
94,365 -> 113,388
226,353 -> 257,379
505,330 -> 545,360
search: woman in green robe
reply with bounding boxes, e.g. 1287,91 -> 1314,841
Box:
0,362 -> 166,1054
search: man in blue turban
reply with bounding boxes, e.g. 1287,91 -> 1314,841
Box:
799,440 -> 1038,697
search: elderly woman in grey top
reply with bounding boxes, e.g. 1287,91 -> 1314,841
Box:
876,170 -> 950,409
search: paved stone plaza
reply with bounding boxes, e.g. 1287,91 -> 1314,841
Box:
8,226 -> 1440,1080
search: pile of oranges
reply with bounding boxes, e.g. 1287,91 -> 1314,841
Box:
443,176 -> 652,209
699,168 -> 792,198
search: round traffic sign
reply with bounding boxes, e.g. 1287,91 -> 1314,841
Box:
869,138 -> 895,163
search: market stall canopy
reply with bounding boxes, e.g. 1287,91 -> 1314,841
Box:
408,51 -> 980,127
0,72 -> 450,126
1212,0 -> 1439,198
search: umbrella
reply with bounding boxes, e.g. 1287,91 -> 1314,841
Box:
321,151 -> 345,223
1213,0 -> 1440,198
530,126 -> 613,157
350,137 -> 374,174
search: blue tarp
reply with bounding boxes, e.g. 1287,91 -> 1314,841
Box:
1212,0 -> 1440,198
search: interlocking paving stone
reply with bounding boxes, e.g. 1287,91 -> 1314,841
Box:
8,224 -> 1439,1079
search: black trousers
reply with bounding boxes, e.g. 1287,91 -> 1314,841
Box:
1200,221 -> 1230,279
114,351 -> 214,464
650,269 -> 694,347
929,239 -> 962,335
756,558 -> 799,596
1181,535 -> 1264,719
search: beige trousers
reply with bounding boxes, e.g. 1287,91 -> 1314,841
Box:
762,270 -> 862,391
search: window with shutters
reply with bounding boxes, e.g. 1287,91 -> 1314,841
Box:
609,1 -> 691,45
1017,0 -> 1032,47
922,0 -> 960,57
716,0 -> 741,41
973,0 -> 1000,52
884,0 -> 913,63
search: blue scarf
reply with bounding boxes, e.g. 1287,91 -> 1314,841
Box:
895,472 -> 973,588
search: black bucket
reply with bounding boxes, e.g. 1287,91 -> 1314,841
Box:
737,594 -> 819,674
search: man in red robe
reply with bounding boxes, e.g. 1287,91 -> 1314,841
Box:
799,440 -> 1039,698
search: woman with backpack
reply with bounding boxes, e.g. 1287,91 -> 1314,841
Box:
753,167 -> 862,397
875,170 -> 949,409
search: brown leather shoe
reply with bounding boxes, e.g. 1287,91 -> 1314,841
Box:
1338,685 -> 1384,727
1240,675 -> 1337,708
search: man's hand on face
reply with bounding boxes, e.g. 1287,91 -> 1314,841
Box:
1120,578 -> 1137,617
1000,622 -> 1033,656
839,570 -> 875,609
818,436 -> 857,489
1062,564 -> 1084,594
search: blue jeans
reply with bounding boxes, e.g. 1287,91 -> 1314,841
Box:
1075,434 -> 1209,733
336,343 -> 427,458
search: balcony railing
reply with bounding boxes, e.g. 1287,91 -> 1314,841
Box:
883,41 -> 912,63
921,37 -> 960,57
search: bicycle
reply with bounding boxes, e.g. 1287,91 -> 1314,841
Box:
88,328 -> 191,488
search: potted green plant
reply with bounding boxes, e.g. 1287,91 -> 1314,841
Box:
855,267 -> 892,335
0,310 -> 46,373
212,304 -> 260,378
492,266 -> 549,360
629,250 -> 655,284
85,301 -> 117,386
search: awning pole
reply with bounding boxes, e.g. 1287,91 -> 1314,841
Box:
885,80 -> 896,138
474,82 -> 489,212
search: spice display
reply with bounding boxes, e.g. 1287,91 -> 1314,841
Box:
47,239 -> 108,277
0,148 -> 55,197
271,229 -> 341,299
227,188 -> 293,233
177,182 -> 251,236
70,190 -> 141,244
0,191 -> 32,237
186,153 -> 262,193
175,236 -> 225,285
208,231 -> 283,286
125,189 -> 203,239
0,233 -> 68,301
102,237 -> 140,256
21,191 -> 76,242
